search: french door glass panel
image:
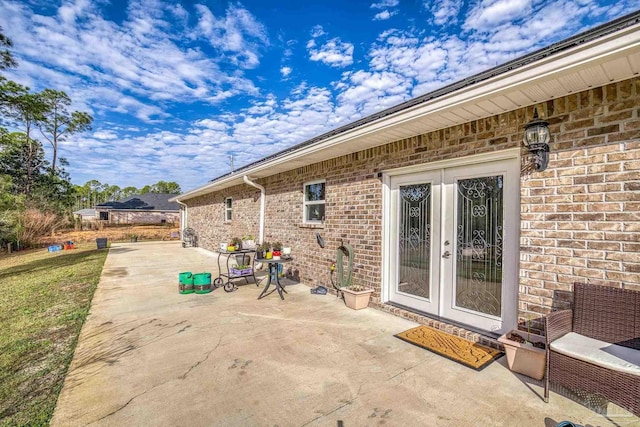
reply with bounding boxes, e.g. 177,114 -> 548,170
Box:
455,175 -> 503,317
398,184 -> 432,299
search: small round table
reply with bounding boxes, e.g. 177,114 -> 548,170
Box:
256,258 -> 292,300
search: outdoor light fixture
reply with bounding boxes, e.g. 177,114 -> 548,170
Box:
523,108 -> 550,172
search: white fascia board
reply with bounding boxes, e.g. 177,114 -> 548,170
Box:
176,24 -> 640,202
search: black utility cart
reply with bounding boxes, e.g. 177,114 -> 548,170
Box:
214,248 -> 257,292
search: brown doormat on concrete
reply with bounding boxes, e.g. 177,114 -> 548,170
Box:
395,325 -> 503,371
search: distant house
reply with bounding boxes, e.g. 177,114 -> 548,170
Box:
95,193 -> 180,225
72,208 -> 97,222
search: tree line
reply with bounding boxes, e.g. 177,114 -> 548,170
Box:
0,29 -> 180,248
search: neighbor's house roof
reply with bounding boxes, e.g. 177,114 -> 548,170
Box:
173,11 -> 640,202
96,193 -> 180,211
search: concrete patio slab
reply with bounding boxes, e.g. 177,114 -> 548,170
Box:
51,242 -> 639,427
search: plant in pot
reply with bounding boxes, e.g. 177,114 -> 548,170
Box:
282,244 -> 291,258
256,242 -> 267,259
231,236 -> 242,251
241,235 -> 256,250
130,234 -> 138,243
342,280 -> 374,310
231,263 -> 253,276
263,242 -> 272,259
497,318 -> 546,380
272,242 -> 282,260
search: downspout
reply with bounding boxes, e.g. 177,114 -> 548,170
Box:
175,199 -> 188,235
243,175 -> 265,244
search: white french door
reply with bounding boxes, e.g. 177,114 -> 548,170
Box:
386,156 -> 519,335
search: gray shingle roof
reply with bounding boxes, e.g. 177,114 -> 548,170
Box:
95,193 -> 180,211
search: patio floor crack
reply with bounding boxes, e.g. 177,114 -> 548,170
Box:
179,336 -> 222,380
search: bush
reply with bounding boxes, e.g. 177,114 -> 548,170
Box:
15,209 -> 68,247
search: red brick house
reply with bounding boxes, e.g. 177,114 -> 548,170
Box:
172,13 -> 640,344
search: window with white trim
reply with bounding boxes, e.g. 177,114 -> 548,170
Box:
303,180 -> 325,223
225,197 -> 232,221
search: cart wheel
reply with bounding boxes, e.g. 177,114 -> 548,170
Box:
213,278 -> 224,289
224,282 -> 235,292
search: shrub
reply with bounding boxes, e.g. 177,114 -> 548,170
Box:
15,209 -> 67,247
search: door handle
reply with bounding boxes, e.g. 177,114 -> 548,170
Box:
442,251 -> 451,259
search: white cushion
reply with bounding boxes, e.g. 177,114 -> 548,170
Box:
551,332 -> 640,377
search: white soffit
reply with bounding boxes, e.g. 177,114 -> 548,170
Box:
175,21 -> 640,201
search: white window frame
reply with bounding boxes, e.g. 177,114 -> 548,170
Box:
303,180 -> 326,224
225,197 -> 232,222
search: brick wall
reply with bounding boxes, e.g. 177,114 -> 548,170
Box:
188,185 -> 261,250
185,77 -> 640,331
519,79 -> 640,330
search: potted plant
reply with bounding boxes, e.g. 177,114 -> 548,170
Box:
272,242 -> 282,260
282,245 -> 292,258
231,236 -> 242,251
497,319 -> 546,380
230,264 -> 253,276
130,234 -> 138,243
242,235 -> 256,249
256,242 -> 266,259
342,281 -> 374,310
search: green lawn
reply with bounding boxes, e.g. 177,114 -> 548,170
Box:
0,244 -> 108,426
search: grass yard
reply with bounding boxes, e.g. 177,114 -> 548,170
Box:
0,244 -> 108,426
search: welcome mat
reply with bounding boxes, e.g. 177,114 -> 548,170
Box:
395,325 -> 503,370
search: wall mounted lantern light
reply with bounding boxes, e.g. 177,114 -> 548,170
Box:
523,108 -> 550,172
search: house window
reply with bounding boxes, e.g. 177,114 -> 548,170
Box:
99,211 -> 109,221
225,197 -> 233,221
303,180 -> 325,223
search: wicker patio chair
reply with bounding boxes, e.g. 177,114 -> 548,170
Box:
544,282 -> 640,417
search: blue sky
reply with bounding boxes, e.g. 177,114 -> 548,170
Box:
1,0 -> 636,191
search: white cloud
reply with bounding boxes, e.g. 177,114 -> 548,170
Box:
93,130 -> 119,140
280,66 -> 292,78
371,0 -> 399,9
464,0 -> 533,31
310,24 -> 326,37
0,0 -> 263,123
373,10 -> 397,20
194,3 -> 269,69
428,0 -> 463,25
308,37 -> 354,68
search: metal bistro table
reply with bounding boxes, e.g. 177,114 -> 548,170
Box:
256,257 -> 292,300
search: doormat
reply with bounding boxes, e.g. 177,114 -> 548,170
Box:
395,325 -> 503,371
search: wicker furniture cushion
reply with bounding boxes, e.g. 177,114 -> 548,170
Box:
551,332 -> 640,376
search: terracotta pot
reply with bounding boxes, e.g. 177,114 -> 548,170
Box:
342,288 -> 374,310
497,330 -> 546,380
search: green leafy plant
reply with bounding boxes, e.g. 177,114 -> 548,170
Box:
272,241 -> 282,251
